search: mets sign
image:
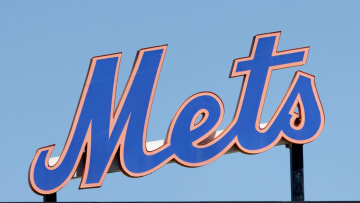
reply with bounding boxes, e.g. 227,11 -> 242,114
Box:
29,32 -> 325,194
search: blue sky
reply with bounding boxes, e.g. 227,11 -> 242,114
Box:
1,1 -> 359,201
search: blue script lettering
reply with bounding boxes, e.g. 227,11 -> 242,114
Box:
29,32 -> 324,195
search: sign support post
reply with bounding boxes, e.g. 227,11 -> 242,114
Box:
290,144 -> 305,201
43,193 -> 56,202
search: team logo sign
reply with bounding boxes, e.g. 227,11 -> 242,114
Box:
29,32 -> 324,194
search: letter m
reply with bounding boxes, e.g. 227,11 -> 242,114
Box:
29,46 -> 167,195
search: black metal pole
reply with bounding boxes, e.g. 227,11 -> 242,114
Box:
290,144 -> 304,201
43,193 -> 57,202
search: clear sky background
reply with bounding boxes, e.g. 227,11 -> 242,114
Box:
1,1 -> 359,201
